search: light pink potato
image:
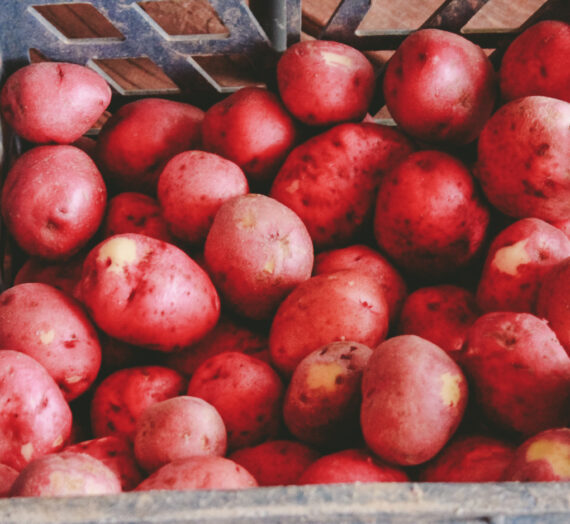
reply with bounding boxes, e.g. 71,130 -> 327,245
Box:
476,218 -> 570,313
65,435 -> 143,491
269,270 -> 390,377
10,451 -> 121,497
1,145 -> 107,260
297,449 -> 409,485
499,20 -> 570,103
157,150 -> 249,244
165,315 -> 269,378
0,282 -> 101,401
270,123 -> 415,249
383,28 -> 496,145
277,40 -> 375,126
76,233 -> 220,351
536,258 -> 570,355
102,192 -> 175,243
135,456 -> 258,491
283,341 -> 373,448
361,335 -> 468,466
187,352 -> 284,451
14,253 -> 85,297
313,244 -> 407,326
204,194 -> 314,321
419,434 -> 516,482
90,365 -> 186,442
502,427 -> 570,481
134,396 -> 227,472
459,312 -> 570,436
0,350 -> 72,471
201,86 -> 299,186
0,465 -> 19,497
229,440 -> 320,486
95,98 -> 203,194
476,96 -> 570,222
0,62 -> 111,144
397,285 -> 481,358
374,149 -> 490,278
550,216 -> 570,239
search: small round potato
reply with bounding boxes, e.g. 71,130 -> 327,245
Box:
0,61 -> 111,144
10,451 -> 122,497
77,233 -> 220,351
134,396 -> 227,472
135,456 -> 258,491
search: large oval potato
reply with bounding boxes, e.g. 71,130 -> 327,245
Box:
76,233 -> 220,351
361,335 -> 468,466
0,62 -> 111,144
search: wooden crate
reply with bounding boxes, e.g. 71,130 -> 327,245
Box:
0,1 -> 569,522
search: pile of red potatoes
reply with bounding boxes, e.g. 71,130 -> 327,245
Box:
0,19 -> 568,497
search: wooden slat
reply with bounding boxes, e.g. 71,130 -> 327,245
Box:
192,54 -> 266,89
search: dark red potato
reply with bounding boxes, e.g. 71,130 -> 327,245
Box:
476,218 -> 570,313
476,96 -> 570,222
297,449 -> 409,484
277,40 -> 375,126
229,440 -> 320,486
0,465 -> 18,498
499,20 -> 570,103
398,285 -> 481,357
201,86 -> 298,186
374,150 -> 490,278
1,145 -> 107,260
383,28 -> 497,145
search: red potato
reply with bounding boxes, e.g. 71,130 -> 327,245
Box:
383,28 -> 496,145
10,451 -> 121,497
459,312 -> 570,436
536,257 -> 570,355
165,315 -> 269,378
135,456 -> 257,492
0,61 -> 111,144
476,218 -> 570,313
374,150 -> 490,278
103,192 -> 175,243
361,335 -> 468,466
270,122 -> 415,249
0,283 -> 101,401
269,270 -> 390,377
65,436 -> 143,491
0,465 -> 18,498
157,150 -> 249,244
419,435 -> 516,482
134,396 -> 227,472
90,365 -> 186,442
499,20 -> 570,103
313,244 -> 407,326
1,145 -> 107,260
95,98 -> 203,194
476,96 -> 570,222
297,449 -> 409,485
201,87 -> 299,186
550,216 -> 570,240
283,341 -> 373,448
14,253 -> 85,297
76,233 -> 220,351
203,194 -> 314,321
277,40 -> 375,126
187,352 -> 284,451
0,350 -> 71,471
398,285 -> 481,357
502,428 -> 570,481
229,440 -> 320,486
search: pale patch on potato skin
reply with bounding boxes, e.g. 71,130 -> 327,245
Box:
526,440 -> 570,478
96,236 -> 139,274
320,52 -> 353,68
305,362 -> 345,392
20,443 -> 34,463
440,372 -> 462,407
491,239 -> 531,275
39,329 -> 55,345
